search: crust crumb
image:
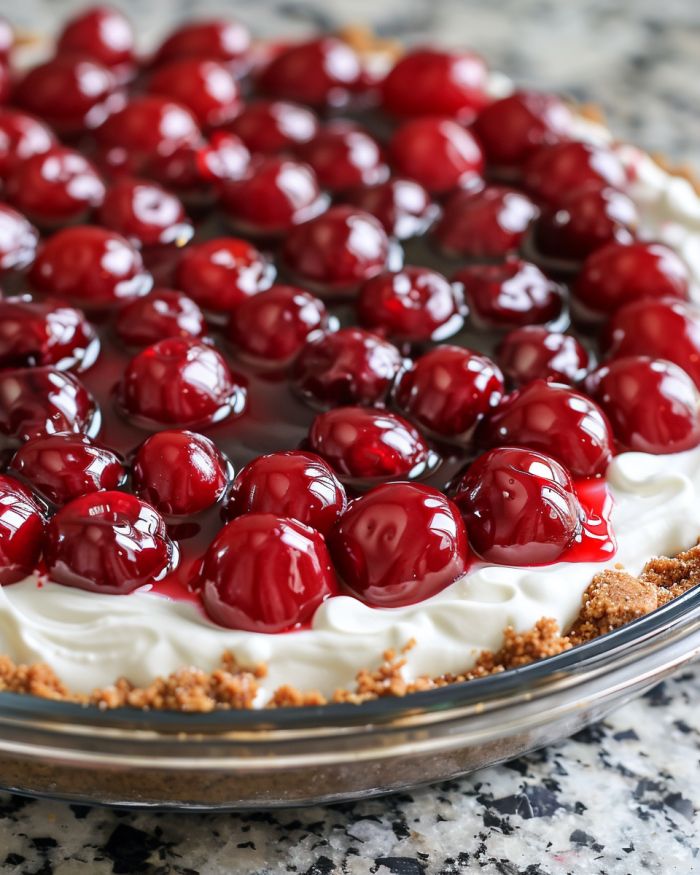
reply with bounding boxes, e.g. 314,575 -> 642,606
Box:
568,568 -> 658,644
336,24 -> 404,63
575,102 -> 607,125
650,152 -> 700,195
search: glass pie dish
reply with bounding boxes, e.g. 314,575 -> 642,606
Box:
0,585 -> 698,811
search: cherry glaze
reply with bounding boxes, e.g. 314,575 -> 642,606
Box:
115,289 -> 205,347
0,473 -> 45,584
496,327 -> 590,386
226,100 -> 319,154
523,141 -> 627,206
147,58 -> 242,129
344,178 -> 436,239
0,204 -> 39,272
0,108 -> 56,180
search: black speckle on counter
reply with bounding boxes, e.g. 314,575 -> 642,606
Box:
103,824 -> 160,873
373,857 -> 426,874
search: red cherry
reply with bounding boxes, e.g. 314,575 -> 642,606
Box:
0,108 -> 56,180
477,379 -> 614,478
584,356 -> 700,454
328,482 -> 469,607
291,327 -> 402,408
472,91 -> 573,168
175,237 -> 273,314
309,406 -> 430,480
10,433 -> 124,506
522,141 -> 627,206
226,100 -> 319,154
602,299 -> 700,389
574,241 -> 690,316
453,259 -> 565,330
30,226 -> 151,310
227,284 -> 328,363
0,297 -> 98,371
258,37 -> 363,108
389,116 -> 484,194
119,337 -> 246,427
0,474 -> 45,584
227,450 -> 346,534
45,491 -> 176,595
5,146 -> 105,227
296,122 -> 389,193
0,367 -> 97,445
434,185 -> 538,259
496,327 -> 590,387
14,55 -> 122,137
0,204 -> 39,272
453,447 -> 582,565
153,18 -> 251,72
343,177 -> 436,239
533,186 -> 637,262
96,177 -> 193,248
357,266 -> 462,343
56,5 -> 135,78
0,58 -> 9,105
217,156 -> 328,235
381,48 -> 488,121
147,58 -> 241,129
115,289 -> 205,347
281,206 -> 390,296
395,345 -> 504,438
132,429 -> 229,516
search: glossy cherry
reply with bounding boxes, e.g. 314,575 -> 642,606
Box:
434,185 -> 538,259
200,513 -> 338,632
96,177 -> 193,248
522,141 -> 627,206
296,122 -> 388,193
0,204 -> 39,272
357,266 -> 462,343
44,491 -> 176,595
0,474 -> 45,584
291,327 -> 402,408
281,206 -> 390,295
147,58 -> 241,129
0,108 -> 55,180
389,117 -> 484,194
309,406 -> 430,480
115,289 -> 205,347
175,237 -> 273,313
381,48 -> 489,121
227,450 -> 346,534
226,100 -> 319,154
56,5 -> 136,78
5,146 -> 105,226
584,356 -> 700,454
395,346 -> 504,438
227,284 -> 328,363
574,241 -> 690,316
453,259 -> 565,330
118,337 -> 246,427
9,433 -> 125,506
344,177 -> 436,239
327,482 -> 469,607
132,429 -> 229,516
496,327 -> 590,386
472,90 -> 573,168
153,18 -> 251,71
477,379 -> 614,478
30,226 -> 152,310
453,447 -> 583,565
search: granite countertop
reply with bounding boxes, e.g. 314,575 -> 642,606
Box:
0,0 -> 699,872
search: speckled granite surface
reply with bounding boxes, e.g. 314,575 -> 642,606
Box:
0,0 -> 699,872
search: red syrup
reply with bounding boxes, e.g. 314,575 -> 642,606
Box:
566,476 -> 616,563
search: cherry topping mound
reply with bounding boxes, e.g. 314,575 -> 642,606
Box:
574,241 -> 690,317
96,177 -> 193,248
453,447 -> 583,565
200,513 -> 338,632
496,327 -> 590,387
344,177 -> 436,239
0,473 -> 45,585
226,99 -> 319,154
523,141 -> 627,206
381,48 -> 488,121
0,204 -> 39,272
153,17 -> 251,71
357,266 -> 462,343
227,284 -> 328,364
227,450 -> 346,534
388,116 -> 484,194
584,356 -> 700,455
434,185 -> 538,259
115,289 -> 205,347
327,482 -> 469,607
281,205 -> 390,296
118,337 -> 246,428
175,236 -> 273,314
0,367 -> 97,446
395,345 -> 504,439
291,327 -> 402,408
309,406 -> 430,480
147,58 -> 242,129
9,433 -> 125,506
296,122 -> 389,193
56,5 -> 136,78
478,379 -> 614,478
44,491 -> 176,595
30,226 -> 152,310
132,429 -> 229,516
453,258 -> 565,330
0,108 -> 56,181
0,297 -> 98,371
